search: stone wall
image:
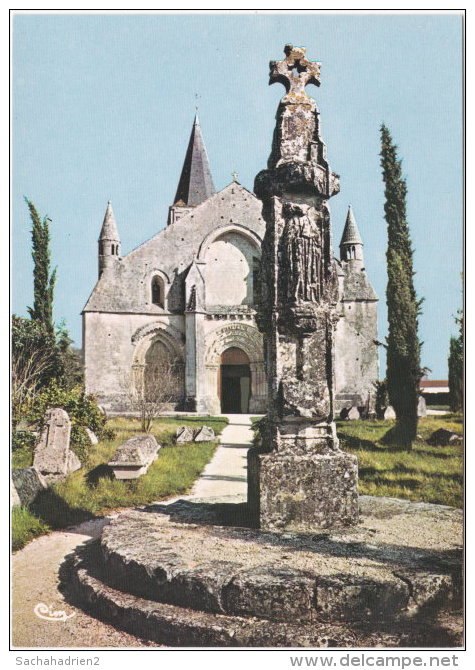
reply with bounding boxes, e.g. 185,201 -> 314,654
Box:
334,299 -> 379,410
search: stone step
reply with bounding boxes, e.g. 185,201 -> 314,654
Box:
95,501 -> 461,624
60,541 -> 462,648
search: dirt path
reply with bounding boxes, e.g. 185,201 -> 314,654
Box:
12,517 -> 157,648
12,414 -> 252,648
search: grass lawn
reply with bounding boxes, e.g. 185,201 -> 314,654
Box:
12,415 -> 227,551
337,414 -> 463,508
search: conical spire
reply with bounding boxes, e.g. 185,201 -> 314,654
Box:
173,115 -> 216,206
98,201 -> 120,278
99,201 -> 120,241
339,206 -> 363,246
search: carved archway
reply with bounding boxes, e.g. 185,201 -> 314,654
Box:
131,322 -> 185,407
203,322 -> 267,413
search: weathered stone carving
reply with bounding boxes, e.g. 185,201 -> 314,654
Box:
33,408 -> 81,484
108,434 -> 160,479
175,426 -> 195,443
194,426 -> 216,442
248,45 -> 359,531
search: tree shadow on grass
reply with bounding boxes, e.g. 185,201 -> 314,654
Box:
85,464 -> 115,487
30,489 -> 94,530
338,431 -> 407,454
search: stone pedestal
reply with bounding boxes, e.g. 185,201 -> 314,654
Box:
248,44 -> 359,530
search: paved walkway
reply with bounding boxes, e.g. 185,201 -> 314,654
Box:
11,414 -> 253,648
190,413 -> 253,500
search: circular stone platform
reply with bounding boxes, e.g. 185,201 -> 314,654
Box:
62,495 -> 463,647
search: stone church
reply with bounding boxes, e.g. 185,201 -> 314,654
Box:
83,115 -> 378,414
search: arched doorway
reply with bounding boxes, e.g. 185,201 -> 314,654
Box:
220,347 -> 251,413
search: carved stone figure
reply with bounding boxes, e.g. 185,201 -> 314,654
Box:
282,203 -> 322,304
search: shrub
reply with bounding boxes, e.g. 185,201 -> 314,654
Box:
23,382 -> 114,463
12,430 -> 36,452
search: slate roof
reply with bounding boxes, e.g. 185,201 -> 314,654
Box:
173,115 -> 216,206
99,202 -> 120,241
339,206 -> 363,246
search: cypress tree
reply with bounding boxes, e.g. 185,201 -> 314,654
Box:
448,310 -> 463,413
25,198 -> 56,334
380,125 -> 422,449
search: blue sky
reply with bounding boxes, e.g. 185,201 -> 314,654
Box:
12,12 -> 463,379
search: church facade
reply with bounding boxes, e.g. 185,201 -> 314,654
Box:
82,116 -> 378,415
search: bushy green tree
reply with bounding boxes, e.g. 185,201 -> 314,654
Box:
11,315 -> 57,426
380,125 -> 423,449
12,201 -> 84,425
448,310 -> 463,413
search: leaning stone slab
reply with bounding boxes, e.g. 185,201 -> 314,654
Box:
384,405 -> 396,420
108,434 -> 160,479
175,426 -> 195,443
85,428 -> 99,445
347,406 -> 360,421
11,467 -> 47,507
428,428 -> 463,447
33,408 -> 80,484
194,426 -> 215,442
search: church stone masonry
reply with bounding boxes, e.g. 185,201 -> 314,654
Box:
248,44 -> 359,530
82,53 -> 378,419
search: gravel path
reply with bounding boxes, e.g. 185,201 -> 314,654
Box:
11,414 -> 251,648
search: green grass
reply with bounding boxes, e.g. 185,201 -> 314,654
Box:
11,506 -> 50,551
337,414 -> 463,508
12,415 -> 227,551
12,446 -> 35,469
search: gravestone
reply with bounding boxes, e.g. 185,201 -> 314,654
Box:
417,396 -> 427,418
11,467 -> 47,507
347,406 -> 360,421
194,426 -> 215,442
175,426 -> 195,443
108,434 -> 161,479
33,408 -> 81,484
248,45 -> 358,531
384,406 -> 396,420
85,428 -> 99,445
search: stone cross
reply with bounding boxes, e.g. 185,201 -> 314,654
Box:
248,44 -> 359,532
269,44 -> 321,101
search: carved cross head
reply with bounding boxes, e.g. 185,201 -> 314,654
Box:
269,44 -> 321,100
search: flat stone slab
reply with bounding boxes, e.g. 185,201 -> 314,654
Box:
108,434 -> 160,479
98,495 -> 462,624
